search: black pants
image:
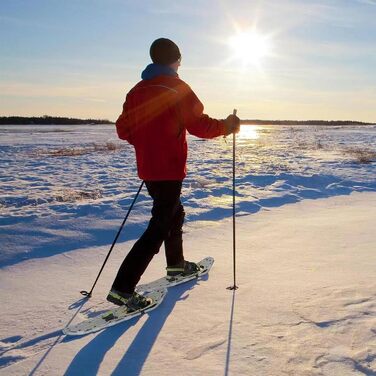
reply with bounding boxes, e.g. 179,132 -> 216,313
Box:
112,180 -> 185,294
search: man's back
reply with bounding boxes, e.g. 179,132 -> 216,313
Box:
116,74 -> 226,181
116,75 -> 187,180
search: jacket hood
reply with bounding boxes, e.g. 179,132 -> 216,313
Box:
141,63 -> 178,80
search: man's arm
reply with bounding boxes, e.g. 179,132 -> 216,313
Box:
178,83 -> 239,138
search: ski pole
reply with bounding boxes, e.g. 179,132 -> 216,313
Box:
80,180 -> 145,298
227,109 -> 239,291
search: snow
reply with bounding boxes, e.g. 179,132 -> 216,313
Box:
1,124 -> 375,267
0,123 -> 376,375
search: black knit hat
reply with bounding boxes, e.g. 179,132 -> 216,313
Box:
150,38 -> 181,65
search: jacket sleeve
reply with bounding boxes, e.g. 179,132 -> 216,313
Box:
178,83 -> 226,139
115,94 -> 134,144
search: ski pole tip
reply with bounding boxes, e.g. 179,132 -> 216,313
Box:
226,285 -> 239,291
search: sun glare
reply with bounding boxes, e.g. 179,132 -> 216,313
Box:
239,125 -> 260,140
229,30 -> 271,66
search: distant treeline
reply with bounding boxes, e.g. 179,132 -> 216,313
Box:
241,119 -> 375,126
0,116 -> 374,126
0,116 -> 114,125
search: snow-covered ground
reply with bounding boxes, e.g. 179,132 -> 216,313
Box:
0,123 -> 376,375
1,123 -> 375,267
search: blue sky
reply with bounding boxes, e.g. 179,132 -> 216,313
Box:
1,0 -> 375,121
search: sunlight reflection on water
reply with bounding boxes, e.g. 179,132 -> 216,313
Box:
238,124 -> 260,140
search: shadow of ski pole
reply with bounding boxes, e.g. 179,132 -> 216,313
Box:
28,332 -> 63,376
28,296 -> 89,375
224,290 -> 236,376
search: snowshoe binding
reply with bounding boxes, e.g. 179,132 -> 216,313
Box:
107,289 -> 152,312
166,260 -> 200,280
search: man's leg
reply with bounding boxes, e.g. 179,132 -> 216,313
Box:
164,202 -> 185,267
111,180 -> 182,294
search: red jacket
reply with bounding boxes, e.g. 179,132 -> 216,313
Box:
116,75 -> 226,181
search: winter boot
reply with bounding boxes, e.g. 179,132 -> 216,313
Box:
107,289 -> 152,311
166,260 -> 200,278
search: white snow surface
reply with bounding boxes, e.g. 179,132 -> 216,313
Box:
1,123 -> 375,267
1,123 -> 376,375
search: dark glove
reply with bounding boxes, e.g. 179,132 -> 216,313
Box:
224,114 -> 240,135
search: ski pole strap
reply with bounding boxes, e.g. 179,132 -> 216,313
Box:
80,180 -> 145,298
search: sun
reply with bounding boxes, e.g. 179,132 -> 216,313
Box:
229,30 -> 272,66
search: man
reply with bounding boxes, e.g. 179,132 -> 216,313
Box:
107,38 -> 240,310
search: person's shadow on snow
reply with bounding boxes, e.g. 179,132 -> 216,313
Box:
63,277 -> 207,376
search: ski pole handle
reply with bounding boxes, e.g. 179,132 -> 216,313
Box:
233,109 -> 237,132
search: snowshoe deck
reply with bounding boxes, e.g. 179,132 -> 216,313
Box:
63,257 -> 214,336
63,289 -> 166,336
136,256 -> 214,293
